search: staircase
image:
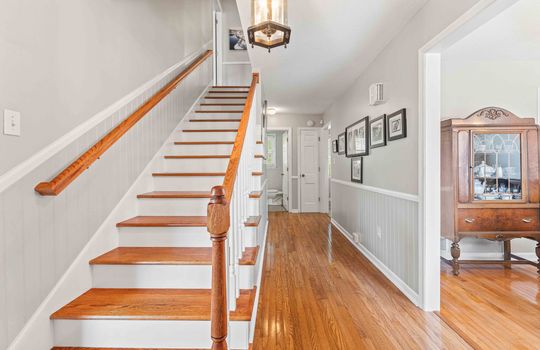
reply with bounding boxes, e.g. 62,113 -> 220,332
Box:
49,81 -> 266,349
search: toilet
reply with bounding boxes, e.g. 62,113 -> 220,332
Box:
267,189 -> 283,206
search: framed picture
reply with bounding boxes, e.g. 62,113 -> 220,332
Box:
351,157 -> 363,183
387,109 -> 407,141
338,133 -> 346,155
229,29 -> 247,50
369,114 -> 386,148
332,140 -> 339,153
345,117 -> 369,157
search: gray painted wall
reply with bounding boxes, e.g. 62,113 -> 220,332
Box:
266,131 -> 284,191
0,0 -> 212,176
267,113 -> 323,211
324,0 -> 482,294
0,1 -> 213,346
221,0 -> 252,85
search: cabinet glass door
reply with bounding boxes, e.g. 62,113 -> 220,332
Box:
472,133 -> 522,201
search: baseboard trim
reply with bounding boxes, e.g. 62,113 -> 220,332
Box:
0,41 -> 212,194
7,84 -> 211,350
331,218 -> 421,306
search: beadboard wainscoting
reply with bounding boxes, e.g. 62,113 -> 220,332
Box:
330,179 -> 420,304
0,50 -> 213,349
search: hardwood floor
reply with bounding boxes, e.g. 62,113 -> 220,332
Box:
253,212 -> 471,349
440,263 -> 540,349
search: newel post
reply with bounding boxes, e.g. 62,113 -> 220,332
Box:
207,186 -> 230,350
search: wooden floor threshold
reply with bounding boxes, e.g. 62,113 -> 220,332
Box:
90,247 -> 259,266
50,288 -> 256,321
116,216 -> 207,228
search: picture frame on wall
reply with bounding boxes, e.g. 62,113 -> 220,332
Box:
332,140 -> 339,153
369,114 -> 387,148
345,117 -> 369,157
387,108 -> 407,141
338,133 -> 346,155
229,29 -> 247,50
351,157 -> 363,183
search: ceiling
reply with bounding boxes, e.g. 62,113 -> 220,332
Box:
235,0 -> 428,115
444,0 -> 540,60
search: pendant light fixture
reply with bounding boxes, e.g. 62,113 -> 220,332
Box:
248,0 -> 291,52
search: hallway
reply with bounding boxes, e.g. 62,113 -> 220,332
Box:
253,212 -> 470,349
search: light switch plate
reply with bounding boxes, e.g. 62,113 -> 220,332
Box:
4,109 -> 21,136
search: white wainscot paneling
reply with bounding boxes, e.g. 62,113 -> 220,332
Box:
330,179 -> 420,303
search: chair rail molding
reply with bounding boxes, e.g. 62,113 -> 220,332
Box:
331,178 -> 419,202
0,42 -> 212,195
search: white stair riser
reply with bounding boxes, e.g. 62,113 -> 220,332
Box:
252,176 -> 263,188
248,199 -> 260,217
244,227 -> 258,248
190,113 -> 244,119
92,264 -> 256,289
203,98 -> 247,104
183,121 -> 240,130
53,319 -> 250,349
170,144 -> 234,155
138,198 -> 208,216
175,131 -> 237,142
206,93 -> 248,98
255,144 -> 264,153
163,158 -> 229,173
153,176 -> 224,191
119,227 -> 212,247
197,105 -> 245,111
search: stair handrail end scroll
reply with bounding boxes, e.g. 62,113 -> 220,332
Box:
206,72 -> 259,350
34,50 -> 213,196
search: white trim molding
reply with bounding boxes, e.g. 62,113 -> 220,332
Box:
223,61 -> 251,65
331,218 -> 420,306
331,178 -> 419,202
0,42 -> 212,194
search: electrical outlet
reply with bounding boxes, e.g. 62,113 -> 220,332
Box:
4,109 -> 21,136
376,226 -> 382,238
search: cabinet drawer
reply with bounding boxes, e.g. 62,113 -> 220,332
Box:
458,209 -> 539,232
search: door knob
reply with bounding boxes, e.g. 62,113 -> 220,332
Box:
301,174 -> 305,177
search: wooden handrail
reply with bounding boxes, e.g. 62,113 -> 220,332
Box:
206,73 -> 259,350
35,50 -> 213,196
222,73 -> 259,202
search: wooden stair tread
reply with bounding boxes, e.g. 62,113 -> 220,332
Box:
252,171 -> 263,176
212,85 -> 250,88
164,155 -> 230,159
153,172 -> 225,177
174,141 -> 234,145
137,191 -> 211,199
244,216 -> 261,227
50,288 -> 256,321
194,110 -> 243,113
200,103 -> 245,106
90,247 -> 258,266
189,119 -> 242,122
254,154 -> 265,159
208,91 -> 248,94
256,140 -> 263,144
117,216 -> 207,227
182,129 -> 238,133
204,96 -> 247,99
249,191 -> 262,199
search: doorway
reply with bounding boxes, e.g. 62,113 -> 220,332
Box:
298,128 -> 320,213
266,128 -> 292,212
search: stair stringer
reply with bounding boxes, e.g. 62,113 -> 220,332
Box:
7,84 -> 211,350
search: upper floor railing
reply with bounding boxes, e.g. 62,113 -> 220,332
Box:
207,72 -> 259,349
34,50 -> 213,196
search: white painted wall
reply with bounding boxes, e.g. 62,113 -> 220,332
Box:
267,113 -> 323,211
441,0 -> 540,257
0,0 -> 213,177
266,131 -> 284,192
221,0 -> 252,85
324,0 -> 483,298
0,2 -> 213,346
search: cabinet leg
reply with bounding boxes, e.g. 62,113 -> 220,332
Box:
536,241 -> 540,275
503,241 -> 511,269
451,242 -> 461,276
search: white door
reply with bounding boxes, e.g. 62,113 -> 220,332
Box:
300,129 -> 320,212
282,132 -> 289,210
212,11 -> 223,85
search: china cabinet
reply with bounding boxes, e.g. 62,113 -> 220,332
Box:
441,107 -> 540,275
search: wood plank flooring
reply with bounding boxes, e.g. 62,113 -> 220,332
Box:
253,212 -> 471,349
254,212 -> 540,349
